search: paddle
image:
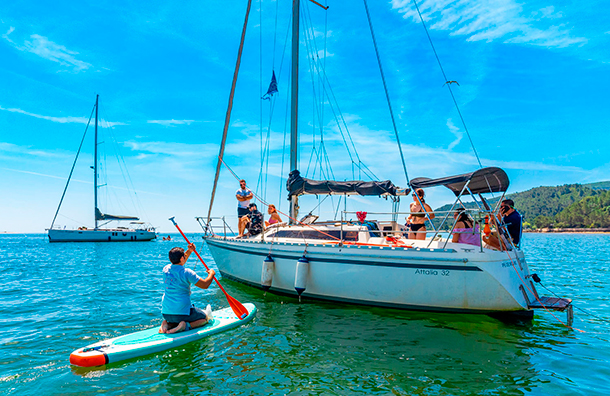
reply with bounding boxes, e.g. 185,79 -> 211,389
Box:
169,217 -> 249,320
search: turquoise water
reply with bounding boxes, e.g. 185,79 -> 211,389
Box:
0,233 -> 609,395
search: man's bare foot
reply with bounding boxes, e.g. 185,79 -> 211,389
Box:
167,321 -> 187,334
159,320 -> 169,334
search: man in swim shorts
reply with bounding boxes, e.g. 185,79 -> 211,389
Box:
159,243 -> 216,334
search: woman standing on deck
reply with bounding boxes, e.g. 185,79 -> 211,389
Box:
407,188 -> 434,240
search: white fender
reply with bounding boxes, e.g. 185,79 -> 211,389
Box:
294,256 -> 309,296
261,255 -> 275,291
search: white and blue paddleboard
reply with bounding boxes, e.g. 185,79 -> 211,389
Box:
70,303 -> 256,367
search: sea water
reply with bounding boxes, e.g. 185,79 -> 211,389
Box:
0,233 -> 609,395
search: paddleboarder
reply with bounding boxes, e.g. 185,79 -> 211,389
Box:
159,243 -> 216,334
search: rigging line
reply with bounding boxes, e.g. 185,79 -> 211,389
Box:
301,8 -> 326,177
537,282 -> 608,323
302,0 -> 325,149
299,5 -> 358,175
102,115 -> 140,216
410,0 -> 482,169
207,0 -> 253,224
258,0 -> 264,199
278,65 -> 291,212
272,0 -> 279,67
363,0 -> 410,185
218,156 -> 344,241
315,58 -> 377,180
502,247 -> 584,332
50,104 -> 95,229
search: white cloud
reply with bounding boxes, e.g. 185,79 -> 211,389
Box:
446,118 -> 463,150
2,28 -> 91,72
0,105 -> 126,126
391,0 -> 586,48
147,119 -> 196,127
123,140 -> 218,158
0,143 -> 65,158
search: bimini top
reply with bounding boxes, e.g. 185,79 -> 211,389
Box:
287,170 -> 407,197
409,167 -> 509,196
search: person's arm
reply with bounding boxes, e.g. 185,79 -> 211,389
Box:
272,213 -> 282,222
236,193 -> 247,201
424,204 -> 435,220
245,191 -> 253,200
452,221 -> 464,243
183,242 -> 196,263
195,269 -> 216,290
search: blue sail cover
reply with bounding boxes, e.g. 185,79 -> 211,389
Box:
95,208 -> 139,221
287,170 -> 400,197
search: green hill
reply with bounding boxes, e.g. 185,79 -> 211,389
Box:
555,190 -> 610,228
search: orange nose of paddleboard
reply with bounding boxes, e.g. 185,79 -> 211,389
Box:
70,349 -> 108,367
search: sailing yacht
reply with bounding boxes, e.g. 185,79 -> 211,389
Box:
199,1 -> 571,319
47,95 -> 156,242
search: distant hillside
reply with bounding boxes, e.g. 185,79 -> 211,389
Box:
554,190 -> 610,228
509,184 -> 597,220
433,181 -> 610,229
584,181 -> 610,190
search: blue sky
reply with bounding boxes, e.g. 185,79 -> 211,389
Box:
1,0 -> 609,233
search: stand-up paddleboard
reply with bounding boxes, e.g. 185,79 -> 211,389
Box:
70,303 -> 256,367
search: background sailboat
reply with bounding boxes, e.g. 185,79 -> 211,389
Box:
47,95 -> 156,242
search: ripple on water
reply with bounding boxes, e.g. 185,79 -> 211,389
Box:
0,233 -> 609,395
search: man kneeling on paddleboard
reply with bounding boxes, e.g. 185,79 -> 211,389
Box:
160,243 -> 215,334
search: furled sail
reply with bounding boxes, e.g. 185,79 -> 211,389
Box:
286,170 -> 405,197
95,208 -> 139,221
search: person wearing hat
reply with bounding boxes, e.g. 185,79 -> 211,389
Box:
237,203 -> 264,238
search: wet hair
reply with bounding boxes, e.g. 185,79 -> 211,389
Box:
169,247 -> 185,264
455,208 -> 473,228
502,199 -> 514,208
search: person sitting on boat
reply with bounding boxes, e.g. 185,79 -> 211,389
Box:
236,179 -> 254,220
159,243 -> 215,334
484,199 -> 522,250
265,204 -> 282,227
237,203 -> 264,238
451,208 -> 481,247
407,188 -> 434,240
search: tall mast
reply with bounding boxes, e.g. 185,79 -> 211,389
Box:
94,94 -> 99,230
289,0 -> 300,224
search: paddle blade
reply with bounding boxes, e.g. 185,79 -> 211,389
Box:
227,294 -> 249,320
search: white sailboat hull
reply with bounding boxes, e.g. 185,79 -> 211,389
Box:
48,229 -> 156,242
206,237 -> 537,315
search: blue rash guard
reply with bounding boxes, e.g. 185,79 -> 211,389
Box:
161,264 -> 202,315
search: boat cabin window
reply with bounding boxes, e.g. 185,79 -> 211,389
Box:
269,230 -> 358,241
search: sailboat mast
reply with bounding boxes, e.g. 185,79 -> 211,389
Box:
289,0 -> 300,224
94,94 -> 99,230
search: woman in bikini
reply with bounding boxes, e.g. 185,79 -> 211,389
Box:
407,188 -> 434,240
265,204 -> 283,227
